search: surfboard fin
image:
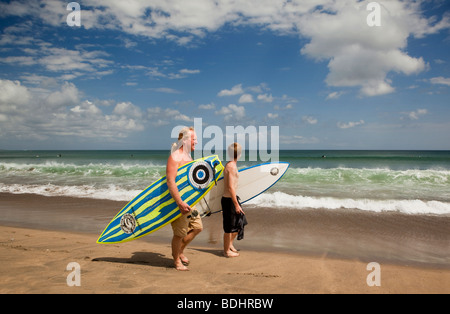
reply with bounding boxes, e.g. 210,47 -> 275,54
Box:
212,160 -> 220,185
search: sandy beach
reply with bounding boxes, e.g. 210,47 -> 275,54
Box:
0,193 -> 449,294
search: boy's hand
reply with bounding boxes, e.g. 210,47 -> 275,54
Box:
235,204 -> 244,215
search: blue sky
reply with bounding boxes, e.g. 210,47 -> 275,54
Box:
0,0 -> 449,150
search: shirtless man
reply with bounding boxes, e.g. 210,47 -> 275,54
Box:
221,142 -> 245,257
166,127 -> 202,271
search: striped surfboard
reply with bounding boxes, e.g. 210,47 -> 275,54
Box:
97,155 -> 224,244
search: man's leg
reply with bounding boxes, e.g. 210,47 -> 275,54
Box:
178,215 -> 203,264
172,235 -> 189,271
179,227 -> 202,264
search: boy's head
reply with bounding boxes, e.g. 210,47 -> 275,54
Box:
227,142 -> 242,161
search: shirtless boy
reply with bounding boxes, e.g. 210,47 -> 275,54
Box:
221,142 -> 245,257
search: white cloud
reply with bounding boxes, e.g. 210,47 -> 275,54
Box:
179,69 -> 200,75
302,116 -> 318,125
149,87 -> 182,94
0,79 -> 31,107
1,0 -> 448,101
402,109 -> 428,120
0,44 -> 113,80
238,93 -> 254,104
218,84 -> 244,97
147,107 -> 192,126
45,82 -> 80,108
215,104 -> 246,121
113,102 -> 143,119
198,103 -> 216,110
326,91 -> 344,100
257,93 -> 274,103
267,113 -> 278,119
337,120 -> 365,129
0,79 -> 150,142
297,1 -> 441,96
429,77 -> 450,86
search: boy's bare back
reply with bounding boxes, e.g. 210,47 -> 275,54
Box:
223,161 -> 239,198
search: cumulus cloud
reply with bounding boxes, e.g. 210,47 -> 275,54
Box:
257,93 -> 274,103
0,44 -> 113,80
1,0 -> 448,99
297,1 -> 441,96
402,108 -> 428,120
0,79 -> 31,107
45,82 -> 80,108
337,120 -> 365,129
238,94 -> 254,104
0,79 -> 149,141
218,84 -> 244,97
198,103 -> 216,110
147,107 -> 192,126
429,77 -> 450,86
75,1 -> 446,96
302,116 -> 318,125
215,104 -> 246,122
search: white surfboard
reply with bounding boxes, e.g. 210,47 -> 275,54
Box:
195,162 -> 290,217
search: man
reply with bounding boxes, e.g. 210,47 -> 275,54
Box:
166,126 -> 202,271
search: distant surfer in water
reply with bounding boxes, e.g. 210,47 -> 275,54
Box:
167,126 -> 202,271
221,142 -> 247,257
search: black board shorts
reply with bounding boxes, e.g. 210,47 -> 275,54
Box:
221,196 -> 241,233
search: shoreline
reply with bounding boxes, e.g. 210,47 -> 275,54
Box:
1,225 -> 449,294
1,192 -> 449,267
0,192 -> 449,293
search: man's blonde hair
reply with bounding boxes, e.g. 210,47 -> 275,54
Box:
171,126 -> 194,153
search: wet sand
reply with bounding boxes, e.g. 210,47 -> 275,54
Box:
0,193 -> 449,294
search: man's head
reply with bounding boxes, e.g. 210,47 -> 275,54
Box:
172,126 -> 197,153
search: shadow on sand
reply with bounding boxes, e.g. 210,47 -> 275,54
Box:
92,251 -> 173,269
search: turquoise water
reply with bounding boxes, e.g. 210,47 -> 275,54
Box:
1,150 -> 449,215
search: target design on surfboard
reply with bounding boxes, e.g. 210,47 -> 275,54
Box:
120,213 -> 136,234
188,160 -> 214,190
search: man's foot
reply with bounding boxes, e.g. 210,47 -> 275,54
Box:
180,254 -> 190,265
224,250 -> 240,258
174,261 -> 189,271
230,246 -> 239,253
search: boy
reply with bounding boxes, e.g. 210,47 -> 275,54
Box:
221,142 -> 247,257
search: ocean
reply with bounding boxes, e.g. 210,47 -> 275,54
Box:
1,149 -> 449,216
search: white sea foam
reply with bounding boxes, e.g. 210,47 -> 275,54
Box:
246,191 -> 450,215
0,183 -> 139,202
3,183 -> 448,215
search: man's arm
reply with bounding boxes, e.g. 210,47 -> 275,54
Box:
166,154 -> 191,215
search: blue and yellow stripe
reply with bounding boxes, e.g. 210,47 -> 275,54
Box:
97,155 -> 223,244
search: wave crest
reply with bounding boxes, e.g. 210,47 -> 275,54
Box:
246,191 -> 450,215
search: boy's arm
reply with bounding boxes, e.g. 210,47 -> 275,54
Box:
226,165 -> 244,215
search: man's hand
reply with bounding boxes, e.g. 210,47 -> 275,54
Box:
177,201 -> 192,215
